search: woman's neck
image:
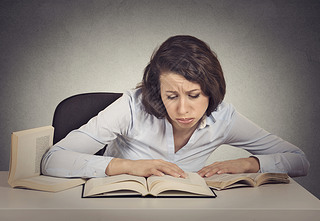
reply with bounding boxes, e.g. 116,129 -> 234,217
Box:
171,121 -> 200,153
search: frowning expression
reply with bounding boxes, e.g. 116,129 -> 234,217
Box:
160,72 -> 209,132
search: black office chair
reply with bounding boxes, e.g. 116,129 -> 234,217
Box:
52,92 -> 123,155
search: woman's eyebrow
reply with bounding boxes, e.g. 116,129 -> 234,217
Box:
165,90 -> 177,94
165,89 -> 200,93
187,89 -> 201,93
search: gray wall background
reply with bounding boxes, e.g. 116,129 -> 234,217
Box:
1,0 -> 319,198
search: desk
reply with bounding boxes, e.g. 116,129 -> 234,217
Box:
0,171 -> 319,221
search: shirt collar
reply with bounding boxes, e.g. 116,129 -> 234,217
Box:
198,114 -> 217,130
198,116 -> 207,129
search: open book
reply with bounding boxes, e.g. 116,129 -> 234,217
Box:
83,172 -> 216,198
205,173 -> 290,190
8,126 -> 85,192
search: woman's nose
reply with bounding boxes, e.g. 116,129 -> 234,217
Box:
177,98 -> 189,115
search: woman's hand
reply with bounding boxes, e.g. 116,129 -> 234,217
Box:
105,158 -> 187,178
197,157 -> 260,178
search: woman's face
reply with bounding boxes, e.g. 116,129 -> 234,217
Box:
160,72 -> 209,132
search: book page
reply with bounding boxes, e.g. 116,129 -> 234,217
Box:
147,172 -> 213,196
9,126 -> 54,183
83,174 -> 148,197
255,173 -> 289,186
205,173 -> 260,183
205,173 -> 289,190
14,175 -> 85,192
35,135 -> 51,173
205,173 -> 258,190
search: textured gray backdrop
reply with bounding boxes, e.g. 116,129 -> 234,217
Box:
1,0 -> 319,198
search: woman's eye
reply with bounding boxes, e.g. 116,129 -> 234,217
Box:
167,95 -> 178,100
189,94 -> 200,99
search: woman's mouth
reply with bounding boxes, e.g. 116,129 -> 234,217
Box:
176,118 -> 194,124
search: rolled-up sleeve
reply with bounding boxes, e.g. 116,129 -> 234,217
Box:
224,111 -> 310,177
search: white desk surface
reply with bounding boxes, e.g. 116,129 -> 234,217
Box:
0,171 -> 319,221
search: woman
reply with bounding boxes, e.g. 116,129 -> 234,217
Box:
41,35 -> 309,179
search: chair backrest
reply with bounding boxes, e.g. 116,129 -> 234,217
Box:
52,92 -> 123,146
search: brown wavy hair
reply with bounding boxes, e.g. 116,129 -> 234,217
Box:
139,35 -> 226,118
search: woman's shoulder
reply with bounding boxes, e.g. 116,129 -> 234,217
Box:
124,88 -> 163,127
209,101 -> 236,122
122,88 -> 143,107
123,88 -> 142,99
122,88 -> 151,117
